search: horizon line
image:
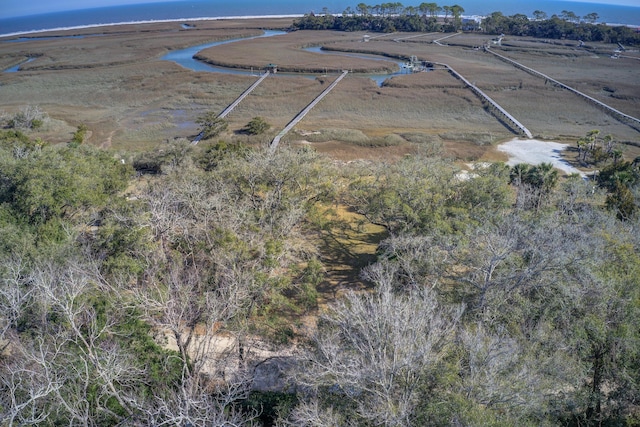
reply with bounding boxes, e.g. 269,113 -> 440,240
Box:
0,15 -> 304,38
1,12 -> 638,39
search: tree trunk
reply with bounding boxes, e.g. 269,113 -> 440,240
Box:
585,348 -> 603,424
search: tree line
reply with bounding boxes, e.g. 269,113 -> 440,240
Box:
1,109 -> 639,425
291,2 -> 640,45
294,2 -> 468,32
482,10 -> 640,44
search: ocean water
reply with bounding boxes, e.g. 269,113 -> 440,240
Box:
1,0 -> 638,37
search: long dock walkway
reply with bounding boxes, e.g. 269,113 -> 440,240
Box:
270,70 -> 349,152
437,62 -> 533,138
485,47 -> 640,131
393,32 -> 440,42
192,71 -> 270,144
433,33 -> 460,46
219,71 -> 270,118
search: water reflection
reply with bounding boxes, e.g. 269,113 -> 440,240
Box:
161,30 -> 286,75
4,57 -> 35,72
302,46 -> 405,85
162,31 -> 405,86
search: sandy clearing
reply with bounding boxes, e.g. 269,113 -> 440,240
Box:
498,137 -> 586,177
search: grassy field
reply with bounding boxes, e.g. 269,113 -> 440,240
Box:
1,18 -> 638,322
196,30 -> 399,73
1,19 -> 638,159
326,34 -> 640,143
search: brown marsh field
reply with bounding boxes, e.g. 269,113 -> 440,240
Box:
1,17 -> 639,161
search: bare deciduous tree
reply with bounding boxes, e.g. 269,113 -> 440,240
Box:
278,398 -> 346,427
7,105 -> 48,130
141,370 -> 256,427
0,256 -> 33,353
292,262 -> 463,426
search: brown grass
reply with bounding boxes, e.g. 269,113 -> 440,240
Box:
1,22 -> 638,157
196,30 -> 398,73
2,21 -> 638,311
326,34 -> 640,142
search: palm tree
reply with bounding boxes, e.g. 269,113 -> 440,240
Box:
391,2 -> 403,16
526,162 -> 559,211
586,129 -> 600,152
576,136 -> 589,164
612,148 -> 623,166
431,4 -> 443,18
509,163 -> 532,186
442,5 -> 451,22
405,6 -> 417,16
533,162 -> 559,196
533,10 -> 547,21
602,134 -> 614,154
357,2 -> 369,16
450,4 -> 465,30
510,163 -> 558,211
419,2 -> 440,18
584,12 -> 599,23
560,10 -> 578,23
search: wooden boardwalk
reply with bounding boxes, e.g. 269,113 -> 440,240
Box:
433,32 -> 460,46
427,32 -> 532,137
437,61 -> 533,138
192,71 -> 270,144
270,70 -> 349,152
485,47 -> 640,132
393,32 -> 440,42
219,71 -> 270,118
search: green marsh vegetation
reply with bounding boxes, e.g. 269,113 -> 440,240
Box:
1,101 -> 639,426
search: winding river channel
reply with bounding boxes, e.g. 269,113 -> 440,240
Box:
161,30 -> 406,85
161,30 -> 286,75
3,29 -> 406,85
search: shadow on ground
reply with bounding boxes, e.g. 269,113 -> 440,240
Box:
314,205 -> 387,303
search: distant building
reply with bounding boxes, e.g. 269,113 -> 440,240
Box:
462,18 -> 480,31
266,63 -> 278,73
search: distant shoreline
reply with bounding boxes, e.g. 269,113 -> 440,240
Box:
0,15 -> 302,39
1,12 -> 637,39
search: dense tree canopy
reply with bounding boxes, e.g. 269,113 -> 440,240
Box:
291,2 -> 640,45
1,118 -> 639,426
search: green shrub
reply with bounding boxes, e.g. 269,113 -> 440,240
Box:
244,116 -> 270,135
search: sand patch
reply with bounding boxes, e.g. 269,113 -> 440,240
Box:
498,137 -> 585,176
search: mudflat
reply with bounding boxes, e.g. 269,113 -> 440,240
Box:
1,17 -> 638,161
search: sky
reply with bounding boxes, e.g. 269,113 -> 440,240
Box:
564,0 -> 640,6
2,0 -> 176,18
2,0 -> 639,19
564,0 -> 639,4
